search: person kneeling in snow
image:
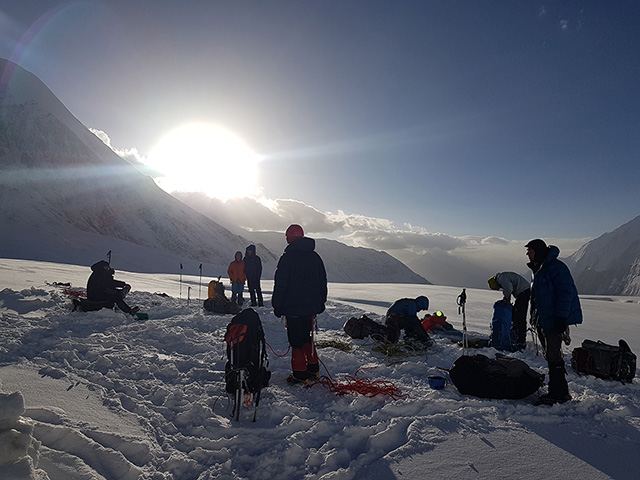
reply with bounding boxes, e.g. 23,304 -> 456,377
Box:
385,296 -> 432,345
87,260 -> 138,314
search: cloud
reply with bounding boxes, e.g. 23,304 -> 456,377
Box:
173,191 -> 470,255
90,128 -> 146,165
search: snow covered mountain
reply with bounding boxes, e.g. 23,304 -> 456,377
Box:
566,215 -> 640,295
0,59 -> 426,284
246,231 -> 429,284
0,59 -> 270,277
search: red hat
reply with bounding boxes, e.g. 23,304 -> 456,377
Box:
285,224 -> 304,243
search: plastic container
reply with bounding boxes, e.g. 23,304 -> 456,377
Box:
428,375 -> 446,390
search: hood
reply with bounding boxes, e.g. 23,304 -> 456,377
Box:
91,260 -> 110,272
285,236 -> 316,253
545,245 -> 560,262
245,245 -> 256,254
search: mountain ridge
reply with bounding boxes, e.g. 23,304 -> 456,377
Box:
0,58 -> 427,284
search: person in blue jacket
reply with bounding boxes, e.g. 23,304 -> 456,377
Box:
273,224 -> 328,383
526,239 -> 583,405
385,296 -> 432,345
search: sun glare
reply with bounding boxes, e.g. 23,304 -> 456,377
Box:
145,123 -> 260,200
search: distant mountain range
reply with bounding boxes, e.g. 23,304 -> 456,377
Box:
566,215 -> 640,296
0,59 -> 428,284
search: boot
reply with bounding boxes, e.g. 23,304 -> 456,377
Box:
537,364 -> 571,405
306,362 -> 319,380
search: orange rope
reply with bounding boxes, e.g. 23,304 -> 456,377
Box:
314,374 -> 406,400
266,341 -> 290,358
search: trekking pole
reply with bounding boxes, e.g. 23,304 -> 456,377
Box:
187,286 -> 191,307
311,315 -> 317,362
457,289 -> 468,353
253,343 -> 267,422
529,326 -> 539,357
198,264 -> 203,301
107,250 -> 112,265
179,263 -> 183,299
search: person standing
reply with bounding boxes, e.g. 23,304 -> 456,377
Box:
244,245 -> 264,307
526,239 -> 583,405
488,272 -> 531,349
272,224 -> 328,383
227,251 -> 246,305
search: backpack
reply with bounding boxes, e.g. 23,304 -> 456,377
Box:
203,294 -> 241,314
343,315 -> 389,341
489,300 -> 518,352
571,339 -> 636,384
449,354 -> 544,399
208,279 -> 225,298
224,308 -> 271,396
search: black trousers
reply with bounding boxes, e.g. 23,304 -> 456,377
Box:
247,278 -> 263,306
537,326 -> 569,398
513,289 -> 530,344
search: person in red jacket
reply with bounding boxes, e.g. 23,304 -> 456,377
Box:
227,251 -> 246,305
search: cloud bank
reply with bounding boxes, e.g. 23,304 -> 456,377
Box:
96,132 -> 590,287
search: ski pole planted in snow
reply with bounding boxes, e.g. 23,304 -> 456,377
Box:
457,288 -> 468,353
179,263 -> 183,299
198,263 -> 203,301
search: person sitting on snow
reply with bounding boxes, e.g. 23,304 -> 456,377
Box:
86,260 -> 138,314
385,296 -> 432,345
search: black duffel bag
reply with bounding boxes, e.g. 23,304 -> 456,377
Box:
571,339 -> 636,384
449,354 -> 544,400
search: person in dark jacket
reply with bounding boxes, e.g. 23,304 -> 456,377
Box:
526,239 -> 583,405
244,245 -> 264,307
272,224 -> 328,383
385,296 -> 432,345
86,260 -> 137,314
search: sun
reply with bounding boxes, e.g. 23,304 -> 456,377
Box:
145,123 -> 261,200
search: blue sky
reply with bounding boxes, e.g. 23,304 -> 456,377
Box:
1,1 -> 639,246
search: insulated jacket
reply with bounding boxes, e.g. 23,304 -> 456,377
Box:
528,246 -> 582,331
495,272 -> 531,301
272,237 -> 327,317
87,260 -> 126,301
244,247 -> 262,282
227,253 -> 246,283
387,299 -> 418,316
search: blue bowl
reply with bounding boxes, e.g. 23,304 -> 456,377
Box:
428,375 -> 446,390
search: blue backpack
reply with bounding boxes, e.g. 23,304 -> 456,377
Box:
489,300 -> 518,352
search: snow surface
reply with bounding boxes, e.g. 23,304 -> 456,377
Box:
0,258 -> 639,480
